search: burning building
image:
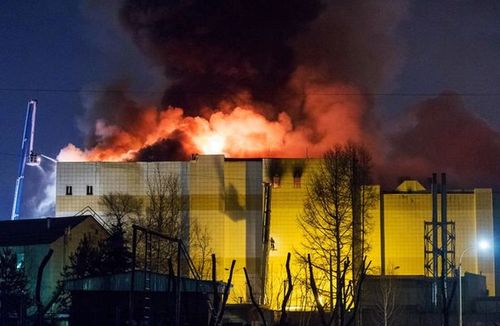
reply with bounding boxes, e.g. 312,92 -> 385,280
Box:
55,155 -> 496,308
46,1 -> 500,311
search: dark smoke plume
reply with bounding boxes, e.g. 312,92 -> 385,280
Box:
81,83 -> 145,149
293,0 -> 407,91
119,0 -> 324,115
119,0 -> 407,117
77,0 -> 410,166
383,92 -> 500,189
134,131 -> 192,161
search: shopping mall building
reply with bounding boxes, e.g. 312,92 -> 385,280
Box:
55,154 -> 498,307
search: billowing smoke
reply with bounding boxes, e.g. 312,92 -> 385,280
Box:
382,92 -> 500,189
59,0 -> 409,164
119,0 -> 324,115
22,162 -> 56,218
62,1 -> 500,189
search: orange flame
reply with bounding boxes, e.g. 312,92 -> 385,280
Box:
57,82 -> 370,162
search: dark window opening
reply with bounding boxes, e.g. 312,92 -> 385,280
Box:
65,186 -> 72,196
293,176 -> 301,188
272,175 -> 280,188
86,185 -> 93,195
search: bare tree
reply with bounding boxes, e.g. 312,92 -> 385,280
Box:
100,192 -> 143,230
135,167 -> 186,269
137,166 -> 212,277
144,168 -> 184,238
308,254 -> 371,326
298,144 -> 375,325
190,220 -> 212,279
374,267 -> 401,326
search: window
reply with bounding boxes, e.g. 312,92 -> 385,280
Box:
272,175 -> 280,188
86,185 -> 93,195
16,253 -> 24,270
65,186 -> 72,196
293,176 -> 301,188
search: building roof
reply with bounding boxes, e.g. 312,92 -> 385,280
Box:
0,215 -> 92,246
65,271 -> 227,293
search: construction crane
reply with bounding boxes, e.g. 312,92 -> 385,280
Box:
11,100 -> 41,220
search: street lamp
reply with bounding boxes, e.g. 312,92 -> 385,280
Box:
457,240 -> 491,326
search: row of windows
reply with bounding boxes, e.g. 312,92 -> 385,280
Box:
272,176 -> 302,188
64,177 -> 302,196
65,185 -> 93,196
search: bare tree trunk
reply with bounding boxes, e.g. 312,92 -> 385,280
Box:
279,253 -> 293,326
215,260 -> 236,326
308,254 -> 328,326
209,254 -> 220,326
244,267 -> 267,326
345,257 -> 371,326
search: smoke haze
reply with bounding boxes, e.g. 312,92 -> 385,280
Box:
384,92 -> 500,188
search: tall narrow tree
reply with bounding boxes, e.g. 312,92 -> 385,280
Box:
298,143 -> 375,325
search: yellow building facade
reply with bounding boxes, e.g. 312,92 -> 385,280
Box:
56,155 -> 496,306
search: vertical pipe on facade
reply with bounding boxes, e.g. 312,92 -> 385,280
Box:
261,182 -> 272,305
380,191 -> 385,275
441,173 -> 448,275
432,173 -> 438,306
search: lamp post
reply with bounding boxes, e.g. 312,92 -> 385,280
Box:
457,240 -> 490,326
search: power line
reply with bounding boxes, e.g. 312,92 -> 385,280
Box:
2,87 -> 500,97
0,88 -> 160,95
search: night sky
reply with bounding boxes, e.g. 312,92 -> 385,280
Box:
1,0 -> 499,219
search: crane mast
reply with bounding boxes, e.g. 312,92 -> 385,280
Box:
11,100 -> 38,220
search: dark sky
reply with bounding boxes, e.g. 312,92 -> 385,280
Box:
1,0 -> 499,219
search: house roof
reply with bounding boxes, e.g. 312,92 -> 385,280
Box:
0,215 -> 93,246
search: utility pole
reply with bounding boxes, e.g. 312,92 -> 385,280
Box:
441,173 -> 449,326
431,173 -> 438,308
424,173 -> 456,322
